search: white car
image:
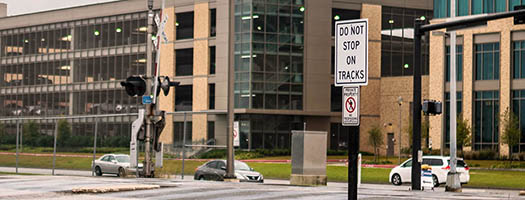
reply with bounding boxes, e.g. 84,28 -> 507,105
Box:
389,156 -> 470,187
92,154 -> 142,177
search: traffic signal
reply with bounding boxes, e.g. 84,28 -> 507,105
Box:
422,100 -> 442,115
121,76 -> 146,97
156,76 -> 180,96
515,5 -> 525,25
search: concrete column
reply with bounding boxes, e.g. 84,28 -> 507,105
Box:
361,4 -> 382,154
158,6 -> 176,146
462,33 -> 473,152
192,2 -> 210,143
499,29 -> 511,157
0,3 -> 6,18
429,28 -> 446,151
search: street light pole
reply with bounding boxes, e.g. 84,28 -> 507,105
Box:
398,96 -> 403,165
446,0 -> 462,192
225,0 -> 236,179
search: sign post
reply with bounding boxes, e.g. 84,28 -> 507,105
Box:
335,18 -> 368,200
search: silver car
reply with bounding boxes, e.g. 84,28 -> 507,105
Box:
92,154 -> 142,177
194,160 -> 264,182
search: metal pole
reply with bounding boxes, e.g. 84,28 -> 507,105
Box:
225,0 -> 235,179
145,0 -> 154,178
348,126 -> 359,200
182,112 -> 187,180
20,122 -> 22,152
411,19 -> 423,190
15,120 -> 19,174
52,120 -> 58,176
398,97 -> 402,165
92,118 -> 98,176
446,0 -> 462,192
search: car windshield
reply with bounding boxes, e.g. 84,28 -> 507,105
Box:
234,161 -> 251,171
115,155 -> 130,163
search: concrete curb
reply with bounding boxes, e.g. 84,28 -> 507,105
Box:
72,184 -> 160,193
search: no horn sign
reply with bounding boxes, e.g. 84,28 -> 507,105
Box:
335,19 -> 368,86
343,86 -> 360,126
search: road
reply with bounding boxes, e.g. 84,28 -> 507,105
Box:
0,168 -> 523,200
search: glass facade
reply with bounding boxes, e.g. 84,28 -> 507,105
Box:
444,92 -> 463,148
445,45 -> 463,82
434,0 -> 469,18
381,6 -> 433,77
511,90 -> 525,153
330,123 -> 351,150
510,0 -> 525,10
474,91 -> 500,150
475,43 -> 500,80
513,41 -> 525,79
0,12 -> 148,145
237,114 -> 303,149
234,0 -> 304,110
472,0 -> 506,14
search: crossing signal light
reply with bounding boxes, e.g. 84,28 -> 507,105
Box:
121,76 -> 146,97
422,100 -> 442,115
152,111 -> 166,152
515,5 -> 525,25
156,76 -> 180,96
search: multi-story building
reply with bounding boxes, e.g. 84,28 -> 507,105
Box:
0,0 -> 435,155
429,0 -> 525,156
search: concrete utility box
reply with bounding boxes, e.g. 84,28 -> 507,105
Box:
290,130 -> 327,186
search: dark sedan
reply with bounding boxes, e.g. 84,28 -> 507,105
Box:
194,160 -> 263,182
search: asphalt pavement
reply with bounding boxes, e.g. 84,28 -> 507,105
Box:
0,167 -> 523,200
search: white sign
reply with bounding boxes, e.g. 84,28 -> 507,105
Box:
233,121 -> 240,147
342,86 -> 360,126
335,19 -> 368,86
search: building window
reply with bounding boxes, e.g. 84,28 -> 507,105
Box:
474,91 -> 499,151
176,12 -> 194,40
238,114 -> 303,150
513,41 -> 525,79
331,85 -> 342,112
209,84 -> 215,109
176,48 -> 193,76
332,8 -> 360,36
381,6 -> 433,77
210,46 -> 216,74
434,0 -> 469,18
510,0 -> 525,10
511,90 -> 525,153
444,92 -> 463,148
445,45 -> 463,82
175,85 -> 192,111
207,121 -> 215,143
475,43 -> 500,80
472,0 -> 506,14
234,0 -> 304,110
210,9 -> 217,37
330,123 -> 350,150
173,122 -> 192,147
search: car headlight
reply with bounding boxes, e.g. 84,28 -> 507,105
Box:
235,173 -> 246,180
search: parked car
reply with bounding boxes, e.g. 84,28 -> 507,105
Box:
194,160 -> 264,183
389,156 -> 470,187
92,154 -> 142,177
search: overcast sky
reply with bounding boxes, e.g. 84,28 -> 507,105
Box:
0,0 -> 119,16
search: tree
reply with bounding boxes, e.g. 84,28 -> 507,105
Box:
456,113 -> 472,158
57,119 -> 72,147
368,126 -> 383,162
501,108 -> 520,162
23,121 -> 40,147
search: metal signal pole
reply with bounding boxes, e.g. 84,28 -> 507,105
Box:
145,0 -> 154,177
225,0 -> 236,179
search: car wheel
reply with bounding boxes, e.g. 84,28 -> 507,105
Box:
432,175 -> 440,187
391,174 -> 402,186
95,166 -> 102,176
118,167 -> 126,177
198,176 -> 205,181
